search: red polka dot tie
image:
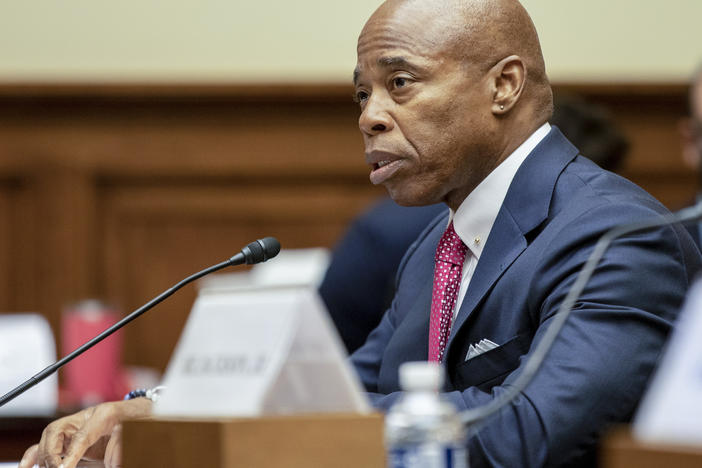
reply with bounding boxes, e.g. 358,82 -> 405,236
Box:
428,222 -> 468,362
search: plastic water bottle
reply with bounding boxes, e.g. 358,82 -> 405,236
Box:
385,361 -> 468,468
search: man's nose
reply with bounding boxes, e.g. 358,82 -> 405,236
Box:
358,93 -> 394,136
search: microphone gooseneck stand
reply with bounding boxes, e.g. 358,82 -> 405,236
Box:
0,237 -> 281,409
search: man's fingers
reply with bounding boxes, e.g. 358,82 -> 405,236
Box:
59,429 -> 102,468
20,399 -> 152,468
36,424 -> 69,468
49,402 -> 127,468
36,452 -> 64,468
103,425 -> 123,468
39,417 -> 98,468
18,444 -> 38,468
35,409 -> 88,464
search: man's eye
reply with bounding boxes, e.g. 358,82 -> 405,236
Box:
392,77 -> 408,89
355,90 -> 369,103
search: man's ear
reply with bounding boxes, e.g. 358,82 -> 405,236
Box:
490,55 -> 526,115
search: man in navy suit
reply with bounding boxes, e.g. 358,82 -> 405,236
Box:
20,1 -> 702,467
320,94 -> 629,355
350,0 -> 700,466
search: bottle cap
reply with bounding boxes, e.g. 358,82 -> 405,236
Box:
399,361 -> 444,391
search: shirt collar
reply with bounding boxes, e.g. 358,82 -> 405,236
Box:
450,123 -> 551,259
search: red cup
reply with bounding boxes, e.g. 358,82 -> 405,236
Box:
61,300 -> 124,407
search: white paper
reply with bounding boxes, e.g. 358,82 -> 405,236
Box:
198,248 -> 330,292
154,285 -> 369,418
249,248 -> 330,287
0,314 -> 58,416
634,279 -> 702,446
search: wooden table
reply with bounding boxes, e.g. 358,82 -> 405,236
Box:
601,427 -> 702,468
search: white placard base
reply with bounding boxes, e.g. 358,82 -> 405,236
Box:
153,285 -> 369,417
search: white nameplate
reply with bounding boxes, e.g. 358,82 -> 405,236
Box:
154,285 -> 370,417
634,278 -> 702,445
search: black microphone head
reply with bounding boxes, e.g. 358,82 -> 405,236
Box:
241,237 -> 281,264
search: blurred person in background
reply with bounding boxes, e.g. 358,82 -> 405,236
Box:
680,64 -> 702,247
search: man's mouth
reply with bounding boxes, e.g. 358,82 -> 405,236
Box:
369,158 -> 403,185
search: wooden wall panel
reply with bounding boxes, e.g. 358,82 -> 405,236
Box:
99,182 -> 380,369
0,182 -> 14,310
0,83 -> 694,377
0,85 -> 384,375
0,175 -> 36,313
555,84 -> 694,208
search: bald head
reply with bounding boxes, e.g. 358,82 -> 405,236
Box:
361,0 -> 553,122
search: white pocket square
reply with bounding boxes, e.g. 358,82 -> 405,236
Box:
466,338 -> 499,361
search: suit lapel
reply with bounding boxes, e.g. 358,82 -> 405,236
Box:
447,205 -> 525,346
446,127 -> 579,349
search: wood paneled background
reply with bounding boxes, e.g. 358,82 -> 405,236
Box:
0,83 -> 694,373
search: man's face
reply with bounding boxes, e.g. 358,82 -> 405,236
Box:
353,3 -> 498,210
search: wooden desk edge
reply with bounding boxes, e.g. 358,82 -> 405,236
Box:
601,426 -> 702,468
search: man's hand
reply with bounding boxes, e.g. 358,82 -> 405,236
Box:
19,398 -> 152,468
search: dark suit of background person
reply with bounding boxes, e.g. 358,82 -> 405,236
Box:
319,200 -> 445,352
321,94 -> 629,354
351,127 -> 702,467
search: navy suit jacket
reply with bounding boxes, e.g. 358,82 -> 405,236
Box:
350,127 -> 702,467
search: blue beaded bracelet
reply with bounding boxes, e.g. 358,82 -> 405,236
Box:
124,386 -> 165,402
124,388 -> 147,400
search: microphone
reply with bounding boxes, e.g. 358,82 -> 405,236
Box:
0,237 -> 281,409
232,236 -> 281,265
460,203 -> 702,431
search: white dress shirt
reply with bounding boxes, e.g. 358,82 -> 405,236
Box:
449,123 -> 551,318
